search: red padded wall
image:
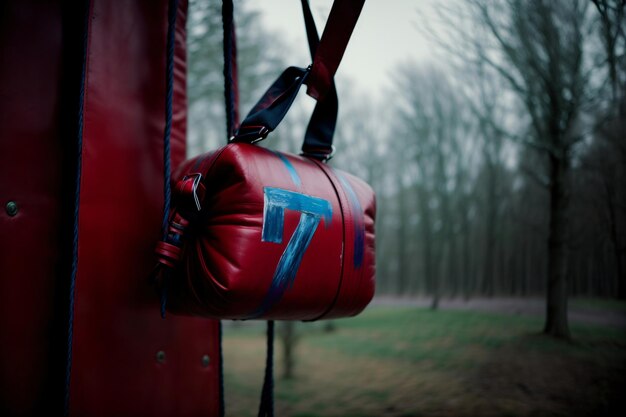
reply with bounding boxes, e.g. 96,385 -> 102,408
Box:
0,2 -> 65,414
69,1 -> 220,416
0,1 -> 221,415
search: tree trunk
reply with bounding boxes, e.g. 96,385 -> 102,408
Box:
323,321 -> 336,333
606,174 -> 626,299
431,243 -> 448,310
482,158 -> 497,297
617,250 -> 626,299
457,199 -> 472,300
280,322 -> 296,379
520,235 -> 528,296
449,239 -> 458,298
418,187 -> 434,305
543,155 -> 571,339
397,183 -> 408,295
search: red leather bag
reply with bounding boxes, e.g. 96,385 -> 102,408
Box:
160,143 -> 375,320
154,0 -> 374,321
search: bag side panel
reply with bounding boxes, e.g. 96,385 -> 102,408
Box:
319,166 -> 376,319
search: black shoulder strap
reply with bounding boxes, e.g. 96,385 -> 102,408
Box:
300,0 -> 339,159
232,0 -> 365,161
222,0 -> 239,140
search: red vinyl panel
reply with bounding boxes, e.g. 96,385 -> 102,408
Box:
68,1 -> 220,416
0,2 -> 65,414
0,1 -> 221,415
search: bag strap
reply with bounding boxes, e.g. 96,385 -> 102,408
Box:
221,2 -> 237,416
258,321 -> 275,417
300,0 -> 339,160
306,0 -> 365,101
231,0 -> 328,147
232,0 -> 365,160
222,0 -> 239,139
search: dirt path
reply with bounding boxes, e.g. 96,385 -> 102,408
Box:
372,296 -> 626,328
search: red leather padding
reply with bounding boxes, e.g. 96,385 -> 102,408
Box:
1,2 -> 221,415
68,1 -> 220,416
0,2 -> 66,414
165,143 -> 376,321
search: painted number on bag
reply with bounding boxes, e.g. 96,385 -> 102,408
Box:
250,187 -> 332,317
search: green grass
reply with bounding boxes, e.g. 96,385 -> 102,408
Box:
310,308 -> 539,367
313,307 -> 624,364
222,306 -> 626,417
570,297 -> 626,312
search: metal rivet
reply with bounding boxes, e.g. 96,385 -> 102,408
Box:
156,350 -> 166,364
6,201 -> 18,217
201,355 -> 210,367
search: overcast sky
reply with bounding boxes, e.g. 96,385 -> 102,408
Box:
247,0 -> 435,99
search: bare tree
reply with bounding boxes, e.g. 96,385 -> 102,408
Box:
430,0 -> 593,338
393,63 -> 475,309
589,0 -> 626,298
591,0 -> 626,112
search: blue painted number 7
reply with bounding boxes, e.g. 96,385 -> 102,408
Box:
249,187 -> 332,318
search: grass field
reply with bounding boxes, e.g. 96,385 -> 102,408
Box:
222,304 -> 626,417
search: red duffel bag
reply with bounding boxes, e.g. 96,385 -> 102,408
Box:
159,143 -> 375,320
153,0 -> 374,321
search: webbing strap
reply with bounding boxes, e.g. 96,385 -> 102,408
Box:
232,0 -> 365,160
222,0 -> 239,139
300,0 -> 339,159
306,0 -> 365,101
221,2 -> 237,416
65,1 -> 91,414
258,321 -> 275,417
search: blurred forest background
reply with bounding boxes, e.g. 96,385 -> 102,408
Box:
186,0 -> 625,416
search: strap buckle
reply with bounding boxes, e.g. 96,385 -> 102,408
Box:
301,145 -> 336,162
230,125 -> 270,144
179,173 -> 204,211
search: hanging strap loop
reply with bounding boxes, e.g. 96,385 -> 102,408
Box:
306,0 -> 365,100
230,66 -> 310,143
300,0 -> 339,160
223,0 -> 239,139
232,0 -> 365,161
258,321 -> 275,417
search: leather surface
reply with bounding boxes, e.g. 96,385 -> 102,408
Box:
166,143 -> 376,320
68,1 -> 220,416
0,2 -> 66,414
1,2 -> 221,415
